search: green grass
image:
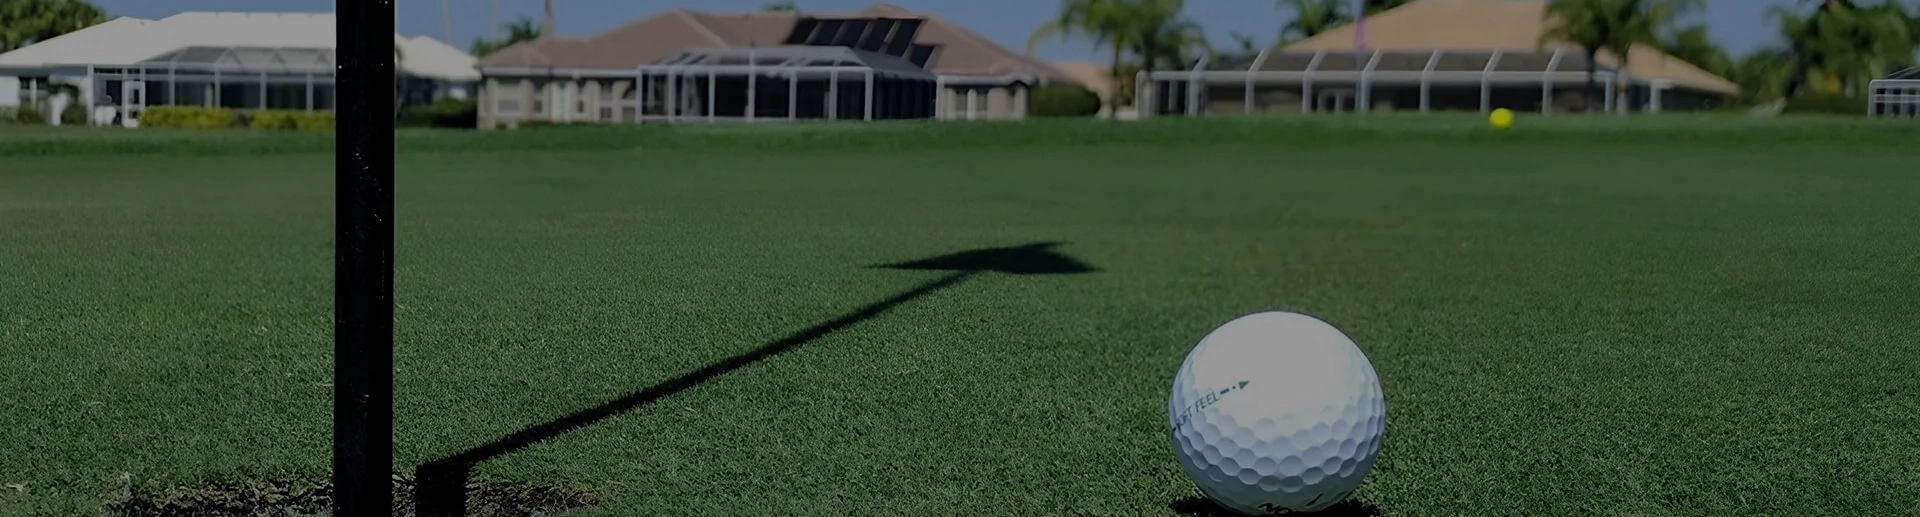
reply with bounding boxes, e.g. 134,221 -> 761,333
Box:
2,117 -> 1917,516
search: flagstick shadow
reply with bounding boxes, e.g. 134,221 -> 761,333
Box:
414,242 -> 1094,517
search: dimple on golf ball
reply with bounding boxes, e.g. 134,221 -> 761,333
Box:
1167,311 -> 1385,515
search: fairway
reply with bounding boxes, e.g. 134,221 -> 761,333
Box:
3,121 -> 1917,516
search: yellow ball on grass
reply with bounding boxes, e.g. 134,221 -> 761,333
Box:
1488,108 -> 1514,130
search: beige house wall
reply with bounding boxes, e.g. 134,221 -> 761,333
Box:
935,84 -> 1030,121
478,77 -> 638,129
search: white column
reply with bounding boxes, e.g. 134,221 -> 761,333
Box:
863,71 -> 874,120
641,68 -> 656,123
1419,50 -> 1441,112
1302,51 -> 1325,113
1358,50 -> 1382,113
708,70 -> 716,121
789,71 -> 798,120
1480,50 -> 1503,114
747,51 -> 758,122
829,70 -> 839,120
1541,49 -> 1563,115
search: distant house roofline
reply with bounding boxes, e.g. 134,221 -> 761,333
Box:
475,3 -> 1077,86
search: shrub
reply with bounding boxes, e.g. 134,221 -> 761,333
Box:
398,98 -> 478,129
4,106 -> 44,125
293,111 -> 334,131
1028,83 -> 1103,118
1782,93 -> 1868,116
245,109 -> 334,131
141,106 -> 240,129
60,101 -> 86,125
248,110 -> 299,131
515,120 -> 597,129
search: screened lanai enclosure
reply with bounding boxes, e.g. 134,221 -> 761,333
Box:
635,46 -> 937,123
1140,48 -> 1716,117
1869,67 -> 1920,119
84,46 -> 335,123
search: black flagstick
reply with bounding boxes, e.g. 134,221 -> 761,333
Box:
334,0 -> 396,515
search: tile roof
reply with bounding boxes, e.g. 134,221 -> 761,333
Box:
476,3 -> 1074,83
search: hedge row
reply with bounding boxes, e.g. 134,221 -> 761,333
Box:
398,98 -> 478,129
1,103 -> 91,126
1781,94 -> 1871,115
135,106 -> 334,131
1,114 -> 1914,157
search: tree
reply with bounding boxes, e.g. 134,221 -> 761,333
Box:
760,1 -> 797,11
1540,0 -> 1612,112
1228,31 -> 1261,54
1277,0 -> 1348,46
1129,0 -> 1211,72
1359,0 -> 1414,16
0,0 -> 106,52
1730,47 -> 1797,103
1657,24 -> 1731,77
470,17 -> 542,58
1028,0 -> 1147,119
1028,0 -> 1210,117
1540,0 -> 1701,113
1771,0 -> 1915,97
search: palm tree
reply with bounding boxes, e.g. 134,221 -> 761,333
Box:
1277,0 -> 1348,46
1772,0 -> 1915,97
1658,24 -> 1730,77
0,0 -> 106,52
1130,0 -> 1211,72
1359,0 -> 1414,16
1541,0 -> 1701,113
1228,31 -> 1261,54
1540,0 -> 1611,112
470,17 -> 543,58
1731,47 -> 1797,103
1029,0 -> 1149,119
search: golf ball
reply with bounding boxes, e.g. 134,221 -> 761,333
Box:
1167,312 -> 1385,515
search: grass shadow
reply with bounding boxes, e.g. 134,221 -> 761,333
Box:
414,242 -> 1094,517
1169,496 -> 1381,516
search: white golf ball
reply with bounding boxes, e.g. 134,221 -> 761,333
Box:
1167,311 -> 1385,515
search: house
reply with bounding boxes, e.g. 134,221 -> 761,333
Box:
398,35 -> 485,106
1142,0 -> 1739,116
1869,67 -> 1920,118
474,2 -> 1078,128
0,12 -> 477,125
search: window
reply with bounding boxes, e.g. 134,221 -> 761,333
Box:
531,80 -> 547,113
496,98 -> 521,114
601,83 -> 615,101
599,106 -> 614,121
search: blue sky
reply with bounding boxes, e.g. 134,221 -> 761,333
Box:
90,0 -> 1813,60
